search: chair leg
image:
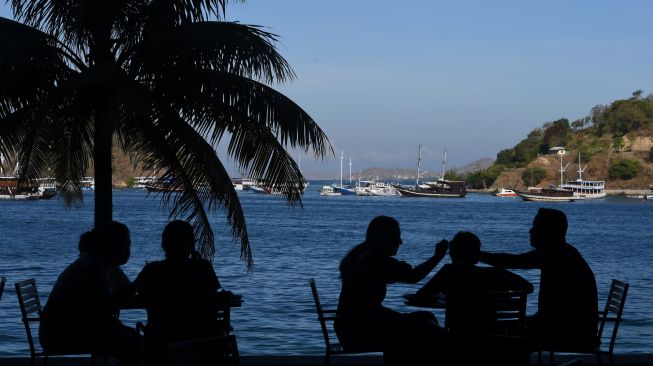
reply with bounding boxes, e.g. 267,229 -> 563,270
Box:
548,351 -> 554,365
537,351 -> 542,366
43,354 -> 49,366
324,350 -> 331,366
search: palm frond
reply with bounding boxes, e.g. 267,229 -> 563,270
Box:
117,84 -> 252,267
0,17 -> 77,116
128,21 -> 294,84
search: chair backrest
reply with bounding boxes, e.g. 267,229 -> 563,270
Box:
0,276 -> 6,303
15,278 -> 43,357
598,279 -> 629,354
445,290 -> 527,335
309,278 -> 334,351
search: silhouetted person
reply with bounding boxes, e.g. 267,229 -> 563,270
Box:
133,220 -> 228,366
335,216 -> 447,365
78,230 -> 96,255
415,231 -> 533,334
40,221 -> 139,365
478,208 -> 598,351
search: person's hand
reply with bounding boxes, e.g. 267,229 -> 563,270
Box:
435,239 -> 448,257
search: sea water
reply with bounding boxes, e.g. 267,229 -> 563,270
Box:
0,182 -> 651,356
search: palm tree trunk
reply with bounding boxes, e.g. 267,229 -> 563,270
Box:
94,111 -> 113,227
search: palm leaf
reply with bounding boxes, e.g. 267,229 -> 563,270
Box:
116,84 -> 252,267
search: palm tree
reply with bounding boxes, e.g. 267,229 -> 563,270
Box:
0,0 -> 330,269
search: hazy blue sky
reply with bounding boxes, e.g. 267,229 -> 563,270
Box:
3,1 -> 653,178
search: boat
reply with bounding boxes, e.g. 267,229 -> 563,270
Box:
516,151 -> 587,202
133,176 -> 157,189
320,185 -> 342,196
355,181 -> 398,196
332,151 -> 356,195
0,177 -> 45,200
145,177 -> 184,192
80,177 -> 95,191
392,146 -> 467,198
516,186 -> 585,202
494,188 -> 518,197
558,154 -> 606,199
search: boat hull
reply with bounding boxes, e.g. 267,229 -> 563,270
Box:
394,185 -> 466,198
516,191 -> 585,202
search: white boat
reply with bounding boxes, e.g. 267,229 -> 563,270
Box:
81,177 -> 95,191
133,176 -> 157,189
494,188 -> 518,197
355,181 -> 398,196
558,154 -> 606,199
627,194 -> 653,200
320,185 -> 342,196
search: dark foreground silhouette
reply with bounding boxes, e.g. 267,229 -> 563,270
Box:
40,221 -> 139,366
479,208 -> 599,351
335,215 -> 446,365
416,231 -> 533,334
133,220 -> 233,366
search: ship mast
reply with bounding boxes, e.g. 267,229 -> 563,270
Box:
559,151 -> 570,187
416,145 -> 422,188
340,150 -> 344,187
349,156 -> 352,184
576,153 -> 587,181
440,148 -> 447,180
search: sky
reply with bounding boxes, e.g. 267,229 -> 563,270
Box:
3,1 -> 653,178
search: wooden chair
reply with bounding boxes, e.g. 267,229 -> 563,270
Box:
146,291 -> 239,365
538,279 -> 629,366
309,278 -> 382,365
445,290 -> 527,335
15,278 -> 107,366
0,276 -> 6,303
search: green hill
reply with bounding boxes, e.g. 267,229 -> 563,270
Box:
466,90 -> 653,190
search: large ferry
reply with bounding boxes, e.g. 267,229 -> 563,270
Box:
558,154 -> 606,199
0,177 -> 56,200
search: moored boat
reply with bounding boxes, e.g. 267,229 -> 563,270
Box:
516,186 -> 585,202
0,177 -> 43,200
320,185 -> 342,196
558,154 -> 606,199
355,181 -> 398,196
393,146 -> 466,198
494,188 -> 518,197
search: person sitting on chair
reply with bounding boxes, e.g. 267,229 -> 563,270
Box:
133,220 -> 232,366
478,208 -> 599,351
335,215 -> 447,365
415,231 -> 533,334
40,221 -> 139,366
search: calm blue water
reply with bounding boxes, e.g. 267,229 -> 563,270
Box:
0,182 -> 652,356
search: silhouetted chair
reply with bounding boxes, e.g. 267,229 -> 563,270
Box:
309,278 -> 382,365
538,279 -> 629,366
445,290 -> 527,335
168,335 -> 239,366
15,278 -> 107,366
0,276 -> 6,303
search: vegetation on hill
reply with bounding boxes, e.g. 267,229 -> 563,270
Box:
465,90 -> 653,190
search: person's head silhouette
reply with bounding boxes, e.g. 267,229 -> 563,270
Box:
366,215 -> 403,256
95,221 -> 131,265
162,220 -> 196,260
78,230 -> 96,255
449,231 -> 481,265
530,208 -> 567,249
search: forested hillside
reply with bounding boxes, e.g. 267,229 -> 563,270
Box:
464,90 -> 653,190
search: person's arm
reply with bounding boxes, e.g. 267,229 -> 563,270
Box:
478,249 -> 543,270
415,266 -> 448,298
492,268 -> 535,294
404,239 -> 449,283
